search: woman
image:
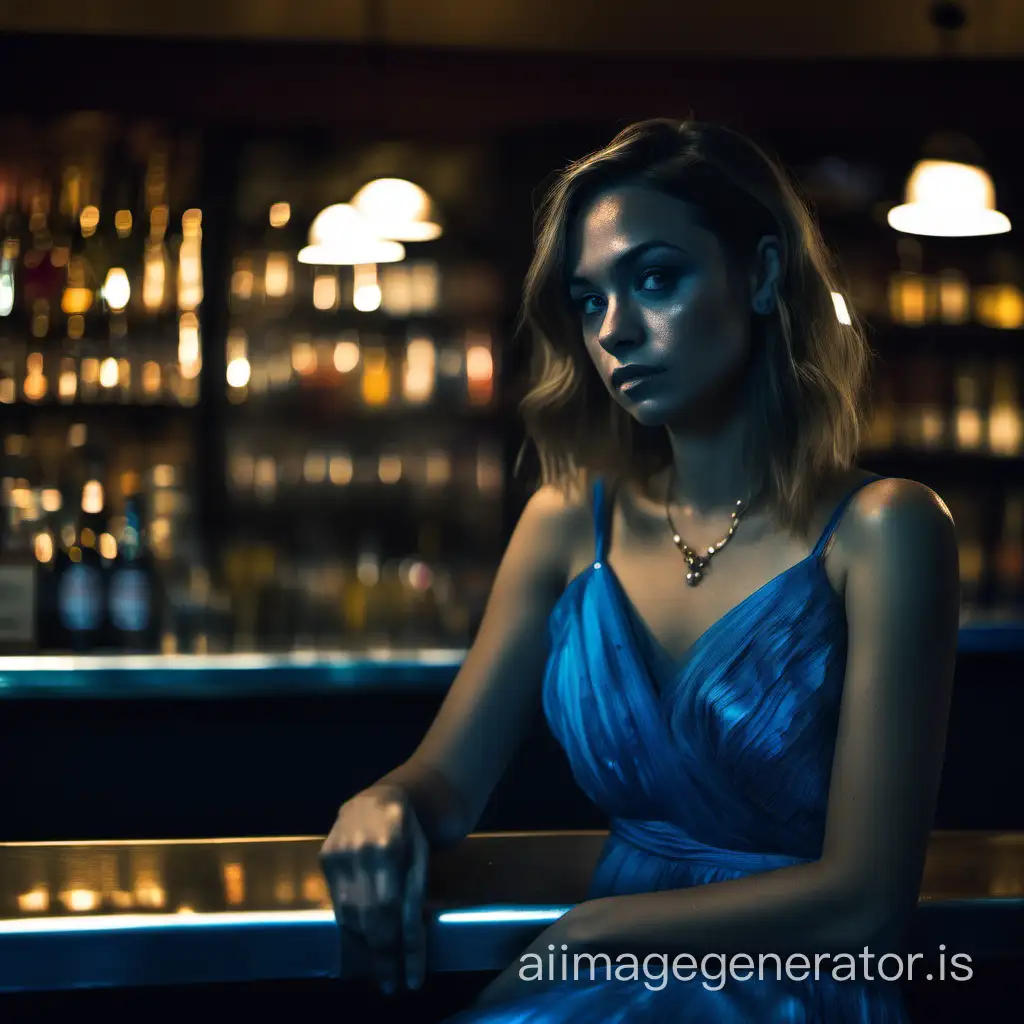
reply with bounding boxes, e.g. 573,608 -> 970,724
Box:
320,119 -> 960,1022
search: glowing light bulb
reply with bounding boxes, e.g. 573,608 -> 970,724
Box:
351,179 -> 442,241
888,160 -> 1011,238
298,204 -> 404,265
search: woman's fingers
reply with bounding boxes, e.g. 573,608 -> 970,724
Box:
354,843 -> 405,993
319,791 -> 429,994
402,827 -> 429,990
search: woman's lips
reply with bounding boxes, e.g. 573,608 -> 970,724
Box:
610,365 -> 666,391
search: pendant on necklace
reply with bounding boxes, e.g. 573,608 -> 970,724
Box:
667,489 -> 748,588
684,552 -> 706,586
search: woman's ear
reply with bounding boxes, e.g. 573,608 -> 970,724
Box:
750,235 -> 783,315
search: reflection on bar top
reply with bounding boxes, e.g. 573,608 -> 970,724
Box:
0,831 -> 1021,923
0,650 -> 465,671
0,622 -> 1020,698
0,649 -> 466,697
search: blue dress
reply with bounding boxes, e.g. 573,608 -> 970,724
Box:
449,474 -> 908,1022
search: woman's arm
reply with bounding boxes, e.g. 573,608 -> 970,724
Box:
518,478 -> 960,965
367,484 -> 588,849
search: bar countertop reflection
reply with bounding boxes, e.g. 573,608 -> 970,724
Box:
0,831 -> 1021,992
0,620 -> 1021,698
0,649 -> 466,697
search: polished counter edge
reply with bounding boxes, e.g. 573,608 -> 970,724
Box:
0,831 -> 1021,992
0,624 -> 1021,698
955,621 -> 1024,653
0,649 -> 467,697
1,901 -> 1022,993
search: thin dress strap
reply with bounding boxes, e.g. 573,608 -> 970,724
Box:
811,475 -> 885,559
592,477 -> 612,563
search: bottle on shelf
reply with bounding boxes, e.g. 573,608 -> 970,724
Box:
465,328 -> 495,407
0,435 -> 40,652
359,340 -> 392,409
986,361 -> 1023,458
887,238 -> 935,327
936,268 -> 971,326
33,449 -> 63,650
401,328 -> 437,406
974,251 -> 1024,331
356,535 -> 386,643
107,491 -> 163,652
101,151 -> 145,406
262,200 -> 296,314
895,354 -> 947,450
53,478 -> 109,652
951,361 -> 988,454
919,354 -> 947,450
436,343 -> 465,406
221,542 -> 275,651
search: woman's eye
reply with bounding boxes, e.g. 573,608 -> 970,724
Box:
639,268 -> 673,291
574,268 -> 676,316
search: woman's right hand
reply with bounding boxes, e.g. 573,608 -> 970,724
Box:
320,784 -> 429,994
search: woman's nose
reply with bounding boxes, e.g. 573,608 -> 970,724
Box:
596,295 -> 643,355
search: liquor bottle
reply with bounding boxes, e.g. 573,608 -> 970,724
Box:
986,361 -> 1023,458
974,251 -> 1024,330
107,492 -> 163,652
34,482 -> 62,652
0,174 -> 23,330
936,268 -> 970,326
401,329 -> 437,406
896,354 -> 945,450
0,436 -> 39,652
465,329 -> 495,407
436,343 -> 465,406
53,481 -> 109,651
359,340 -> 392,408
951,361 -> 988,453
887,238 -> 934,326
918,354 -> 947,450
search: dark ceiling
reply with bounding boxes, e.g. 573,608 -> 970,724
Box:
1,0 -> 1023,57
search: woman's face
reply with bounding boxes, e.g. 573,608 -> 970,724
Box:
567,184 -> 765,428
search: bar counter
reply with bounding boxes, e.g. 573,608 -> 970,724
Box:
0,649 -> 466,698
0,618 -> 1022,697
1,830 -> 1022,993
1,634 -> 1022,845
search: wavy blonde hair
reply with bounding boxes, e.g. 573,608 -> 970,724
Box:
515,118 -> 871,535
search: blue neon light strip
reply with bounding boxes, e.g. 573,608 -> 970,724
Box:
0,905 -> 571,935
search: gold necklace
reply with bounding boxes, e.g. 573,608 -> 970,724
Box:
664,472 -> 752,587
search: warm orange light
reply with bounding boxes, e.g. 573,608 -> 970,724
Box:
223,862 -> 245,906
360,349 -> 391,406
466,334 -> 494,405
269,202 -> 291,228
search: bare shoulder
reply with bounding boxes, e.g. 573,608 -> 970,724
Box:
843,476 -> 958,583
520,479 -> 592,535
846,476 -> 955,544
513,477 -> 594,589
